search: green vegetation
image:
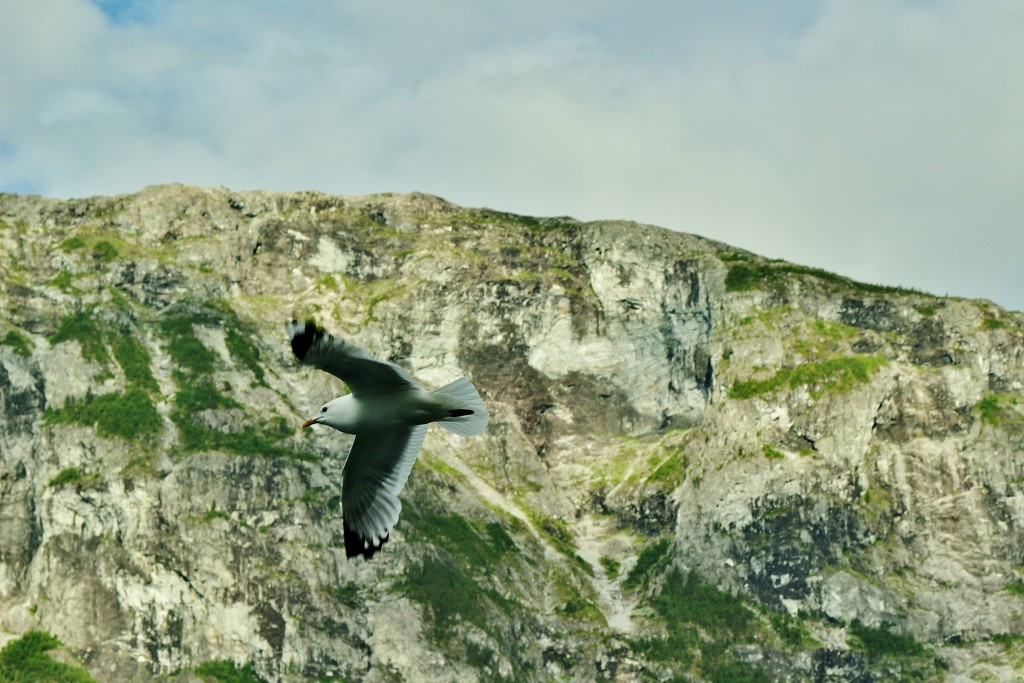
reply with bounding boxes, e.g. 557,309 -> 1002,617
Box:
50,270 -> 82,294
49,311 -> 109,364
731,356 -> 887,399
599,556 -> 621,579
623,538 -> 673,591
976,394 -> 1022,428
159,313 -> 218,374
60,236 -> 86,252
1,329 -> 32,357
160,305 -> 314,461
45,389 -> 161,440
0,630 -> 100,683
1003,583 -> 1024,596
524,509 -> 592,575
632,569 -> 769,682
112,334 -> 159,392
170,377 -> 311,460
48,467 -> 98,489
724,259 -> 926,297
403,510 -> 517,570
197,502 -> 232,525
767,610 -> 815,649
195,659 -> 269,683
91,240 -> 118,262
401,556 -> 515,642
762,444 -> 784,460
848,620 -> 928,657
225,328 -> 266,384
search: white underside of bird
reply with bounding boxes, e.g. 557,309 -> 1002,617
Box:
287,319 -> 488,559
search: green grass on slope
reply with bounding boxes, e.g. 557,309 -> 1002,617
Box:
195,660 -> 270,683
723,259 -> 929,298
731,356 -> 887,399
44,389 -> 162,440
1,329 -> 32,357
0,631 -> 99,683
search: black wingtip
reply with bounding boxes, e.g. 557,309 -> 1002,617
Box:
344,519 -> 389,560
289,318 -> 322,362
449,409 -> 474,417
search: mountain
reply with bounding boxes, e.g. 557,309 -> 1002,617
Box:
0,184 -> 1022,682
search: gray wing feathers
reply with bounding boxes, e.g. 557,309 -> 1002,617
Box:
286,319 -> 418,397
341,425 -> 428,543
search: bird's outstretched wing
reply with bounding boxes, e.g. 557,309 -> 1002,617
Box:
341,424 -> 428,559
287,319 -> 418,397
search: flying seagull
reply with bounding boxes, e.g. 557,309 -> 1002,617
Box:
287,319 -> 488,559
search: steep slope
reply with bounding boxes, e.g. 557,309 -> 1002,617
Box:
0,185 -> 1022,682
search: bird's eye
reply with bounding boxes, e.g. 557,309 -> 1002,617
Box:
321,406 -> 328,413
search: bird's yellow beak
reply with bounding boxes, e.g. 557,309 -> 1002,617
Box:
301,417 -> 319,429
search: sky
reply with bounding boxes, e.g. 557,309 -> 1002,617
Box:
2,1 -> 1022,311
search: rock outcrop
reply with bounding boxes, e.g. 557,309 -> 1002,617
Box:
1,184 -> 1022,682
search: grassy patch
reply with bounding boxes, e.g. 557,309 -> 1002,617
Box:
1003,583 -> 1024,597
0,630 -> 100,683
976,394 -> 1022,428
725,261 -> 927,297
731,356 -> 887,399
91,240 -> 118,262
45,389 -> 162,440
60,236 -> 86,252
653,570 -> 755,638
195,659 -> 269,683
623,538 -> 673,591
404,510 -> 517,570
112,334 -> 159,393
525,509 -> 592,575
632,569 -> 768,681
599,556 -> 621,579
49,311 -> 109,364
48,467 -> 99,489
402,556 -> 504,640
762,444 -> 784,460
196,502 -> 232,525
767,610 -> 815,649
848,620 -> 928,657
1,329 -> 32,357
159,312 -> 219,374
50,269 -> 83,294
225,328 -> 266,384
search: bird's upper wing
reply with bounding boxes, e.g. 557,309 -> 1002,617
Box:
341,424 -> 428,558
287,319 -> 418,397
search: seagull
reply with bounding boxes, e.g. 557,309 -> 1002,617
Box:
287,319 -> 488,559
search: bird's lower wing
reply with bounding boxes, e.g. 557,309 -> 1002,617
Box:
341,425 -> 428,559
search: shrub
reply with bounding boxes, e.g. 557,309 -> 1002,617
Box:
45,389 -> 161,440
113,334 -> 159,392
60,236 -> 86,252
0,630 -> 99,683
91,240 -> 118,261
49,467 -> 88,488
49,311 -> 109,364
1,329 -> 32,357
623,538 -> 673,590
731,356 -> 886,399
848,619 -> 927,657
225,328 -> 265,383
195,659 -> 269,683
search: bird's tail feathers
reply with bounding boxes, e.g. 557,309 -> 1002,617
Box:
433,377 -> 489,437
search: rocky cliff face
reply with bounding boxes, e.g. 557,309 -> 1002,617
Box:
0,185 -> 1022,682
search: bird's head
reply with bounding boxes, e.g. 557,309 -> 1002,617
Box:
302,394 -> 355,433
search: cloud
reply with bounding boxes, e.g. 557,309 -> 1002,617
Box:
1,0 -> 1022,309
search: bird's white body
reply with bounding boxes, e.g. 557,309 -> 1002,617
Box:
317,388 -> 458,435
287,319 -> 488,559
